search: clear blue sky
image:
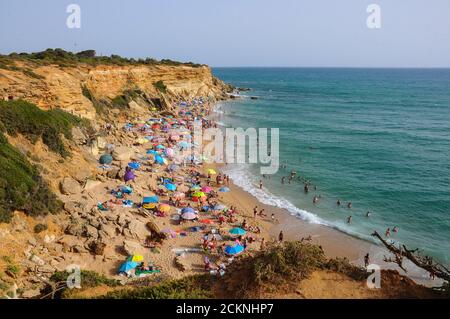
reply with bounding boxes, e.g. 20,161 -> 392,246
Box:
1,0 -> 449,67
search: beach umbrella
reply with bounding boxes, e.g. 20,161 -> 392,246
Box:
128,162 -> 141,170
224,244 -> 244,255
178,141 -> 190,149
156,144 -> 165,150
143,203 -> 157,209
205,168 -> 217,175
154,155 -> 165,165
118,261 -> 138,273
177,185 -> 189,193
143,196 -> 159,204
199,219 -> 214,224
173,192 -> 185,200
190,185 -> 201,191
99,154 -> 113,165
201,186 -> 213,193
165,148 -> 175,157
147,149 -> 158,155
192,191 -> 206,198
129,255 -> 144,263
181,207 -> 195,214
121,185 -> 133,194
219,187 -> 230,192
213,204 -> 226,211
168,164 -> 179,172
229,227 -> 246,236
181,212 -> 197,220
158,204 -> 171,212
165,183 -> 177,191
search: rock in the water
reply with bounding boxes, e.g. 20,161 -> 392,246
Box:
60,177 -> 82,195
112,146 -> 133,161
123,240 -> 145,255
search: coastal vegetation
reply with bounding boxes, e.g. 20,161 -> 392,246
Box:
153,80 -> 168,94
0,100 -> 88,157
0,130 -> 62,223
0,100 -> 90,223
0,48 -> 204,69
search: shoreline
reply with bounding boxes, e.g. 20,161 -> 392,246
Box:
208,103 -> 442,288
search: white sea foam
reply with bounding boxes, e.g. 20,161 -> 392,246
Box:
223,164 -> 331,226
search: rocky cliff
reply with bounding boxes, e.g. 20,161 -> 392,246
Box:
0,59 -> 232,120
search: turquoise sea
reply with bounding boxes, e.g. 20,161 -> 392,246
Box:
212,68 -> 450,264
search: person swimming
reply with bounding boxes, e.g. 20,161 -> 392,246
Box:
337,199 -> 341,206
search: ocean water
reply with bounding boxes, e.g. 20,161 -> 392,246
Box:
212,67 -> 450,264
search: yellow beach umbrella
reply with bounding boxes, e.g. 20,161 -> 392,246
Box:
158,203 -> 171,212
131,255 -> 144,263
205,168 -> 217,175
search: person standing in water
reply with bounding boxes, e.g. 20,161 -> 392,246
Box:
337,199 -> 341,206
366,211 -> 371,217
347,216 -> 352,224
278,231 -> 284,242
259,180 -> 263,189
364,253 -> 370,268
347,202 -> 352,209
385,228 -> 391,237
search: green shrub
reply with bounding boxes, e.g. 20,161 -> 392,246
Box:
51,270 -> 120,288
34,223 -> 48,233
153,80 -> 167,94
6,264 -> 20,275
0,131 -> 62,223
0,100 -> 88,157
111,95 -> 129,108
22,69 -> 44,79
325,257 -> 367,281
101,275 -> 212,299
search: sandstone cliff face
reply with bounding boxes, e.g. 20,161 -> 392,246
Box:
0,61 -> 230,120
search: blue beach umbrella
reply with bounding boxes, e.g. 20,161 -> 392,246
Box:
143,196 -> 159,204
147,150 -> 158,155
224,244 -> 244,255
156,144 -> 165,150
229,227 -> 246,236
154,155 -> 165,165
118,261 -> 138,273
181,207 -> 195,214
165,183 -> 177,191
213,204 -> 226,211
219,187 -> 230,192
128,162 -> 141,170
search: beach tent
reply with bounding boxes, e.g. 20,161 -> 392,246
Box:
99,154 -> 113,165
224,244 -> 244,255
219,187 -> 230,192
229,227 -> 246,236
118,261 -> 138,273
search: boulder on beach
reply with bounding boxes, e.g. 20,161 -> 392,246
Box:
112,146 -> 133,161
123,240 -> 145,255
60,177 -> 82,195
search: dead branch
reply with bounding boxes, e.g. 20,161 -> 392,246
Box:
371,231 -> 450,282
